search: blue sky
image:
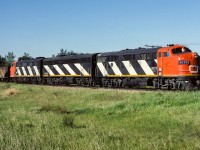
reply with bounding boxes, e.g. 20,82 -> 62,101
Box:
0,0 -> 200,58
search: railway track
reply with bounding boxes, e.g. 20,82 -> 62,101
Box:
10,82 -> 186,93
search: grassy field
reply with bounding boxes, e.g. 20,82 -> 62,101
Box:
0,83 -> 200,149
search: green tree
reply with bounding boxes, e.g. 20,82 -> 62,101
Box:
18,52 -> 32,60
57,48 -> 67,56
5,52 -> 16,66
51,54 -> 56,58
67,50 -> 78,56
56,49 -> 78,57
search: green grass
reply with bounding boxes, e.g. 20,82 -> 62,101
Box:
0,83 -> 200,149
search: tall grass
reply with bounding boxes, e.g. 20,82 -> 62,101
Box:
0,83 -> 200,149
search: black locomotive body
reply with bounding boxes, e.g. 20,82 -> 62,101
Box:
42,54 -> 98,86
96,48 -> 159,87
14,58 -> 44,83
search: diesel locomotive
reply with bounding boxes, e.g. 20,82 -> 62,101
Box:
1,44 -> 200,90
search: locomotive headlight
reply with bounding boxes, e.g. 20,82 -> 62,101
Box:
189,65 -> 198,73
178,60 -> 190,65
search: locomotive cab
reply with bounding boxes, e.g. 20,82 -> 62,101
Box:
157,45 -> 199,77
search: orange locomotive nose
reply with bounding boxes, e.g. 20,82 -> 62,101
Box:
157,45 -> 199,77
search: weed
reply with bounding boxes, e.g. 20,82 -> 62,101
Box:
63,114 -> 75,128
39,104 -> 70,114
39,104 -> 52,112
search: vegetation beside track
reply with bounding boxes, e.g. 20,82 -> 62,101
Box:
0,83 -> 200,149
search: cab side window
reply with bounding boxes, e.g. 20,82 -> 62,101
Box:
164,52 -> 170,57
158,52 -> 170,57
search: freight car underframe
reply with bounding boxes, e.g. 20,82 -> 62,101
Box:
7,75 -> 200,90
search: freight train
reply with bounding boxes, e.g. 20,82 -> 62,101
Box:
0,44 -> 200,90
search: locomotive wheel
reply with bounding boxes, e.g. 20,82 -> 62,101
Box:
184,81 -> 193,91
88,79 -> 92,86
121,82 -> 125,88
108,82 -> 113,88
113,82 -> 118,88
89,79 -> 95,87
103,81 -> 108,87
77,80 -> 81,86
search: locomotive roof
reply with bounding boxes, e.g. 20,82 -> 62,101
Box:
99,47 -> 160,56
17,57 -> 44,63
16,47 -> 160,63
44,53 -> 97,62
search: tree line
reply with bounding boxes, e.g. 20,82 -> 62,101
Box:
0,49 -> 79,67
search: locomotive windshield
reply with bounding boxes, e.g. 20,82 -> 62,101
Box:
172,47 -> 191,54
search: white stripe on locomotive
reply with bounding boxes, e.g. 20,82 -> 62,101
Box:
97,62 -> 108,76
33,66 -> 40,76
16,67 -> 22,76
154,59 -> 157,64
63,64 -> 76,75
44,65 -> 55,76
137,60 -> 155,75
53,65 -> 65,75
21,67 -> 27,76
74,63 -> 89,75
122,61 -> 137,75
27,66 -> 33,76
109,62 -> 122,76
